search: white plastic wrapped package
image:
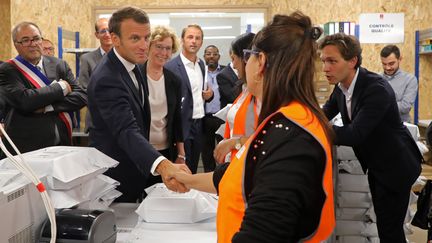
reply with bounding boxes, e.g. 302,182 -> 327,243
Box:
338,160 -> 364,175
337,146 -> 358,161
338,192 -> 372,208
0,169 -> 21,187
136,183 -> 217,223
338,174 -> 370,192
337,236 -> 369,243
79,189 -> 122,210
336,208 -> 368,221
48,174 -> 120,208
404,122 -> 419,141
335,220 -> 378,237
0,146 -> 119,190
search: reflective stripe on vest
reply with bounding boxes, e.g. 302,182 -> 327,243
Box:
217,101 -> 335,243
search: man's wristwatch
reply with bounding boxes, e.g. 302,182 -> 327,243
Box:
234,138 -> 242,150
177,154 -> 186,161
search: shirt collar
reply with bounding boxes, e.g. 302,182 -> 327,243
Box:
100,47 -> 106,56
180,52 -> 198,66
113,47 -> 135,73
383,68 -> 401,79
338,68 -> 360,97
207,64 -> 222,74
35,56 -> 44,70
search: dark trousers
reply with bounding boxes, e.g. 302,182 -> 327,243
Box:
184,118 -> 202,174
201,115 -> 223,172
368,175 -> 410,243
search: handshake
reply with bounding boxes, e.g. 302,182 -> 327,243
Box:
155,159 -> 192,193
156,159 -> 216,194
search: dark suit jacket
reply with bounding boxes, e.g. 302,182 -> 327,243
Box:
323,67 -> 422,191
78,48 -> 103,90
217,64 -> 241,108
88,49 -> 161,200
0,56 -> 86,153
165,54 -> 206,139
140,62 -> 184,160
77,47 -> 104,132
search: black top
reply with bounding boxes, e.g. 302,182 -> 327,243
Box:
216,64 -> 241,108
214,113 -> 327,242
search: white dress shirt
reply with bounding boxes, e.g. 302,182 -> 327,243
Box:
180,52 -> 205,119
113,48 -> 166,175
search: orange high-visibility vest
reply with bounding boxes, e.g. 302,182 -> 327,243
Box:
217,101 -> 335,243
224,91 -> 259,159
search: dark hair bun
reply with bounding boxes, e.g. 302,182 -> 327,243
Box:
310,27 -> 322,40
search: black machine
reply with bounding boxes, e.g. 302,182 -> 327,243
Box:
39,209 -> 117,243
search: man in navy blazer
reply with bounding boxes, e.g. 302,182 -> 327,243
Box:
165,24 -> 213,173
87,6 -> 190,202
217,61 -> 240,108
320,33 -> 422,242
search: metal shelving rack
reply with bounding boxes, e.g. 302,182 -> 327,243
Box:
57,27 -> 95,130
414,28 -> 432,125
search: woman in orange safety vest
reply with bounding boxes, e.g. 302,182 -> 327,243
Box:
213,33 -> 259,163
174,11 -> 335,243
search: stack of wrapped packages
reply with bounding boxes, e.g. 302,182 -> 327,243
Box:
0,146 -> 121,242
0,146 -> 121,210
335,122 -> 422,243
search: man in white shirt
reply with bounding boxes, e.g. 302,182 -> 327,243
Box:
87,6 -> 190,202
165,24 -> 213,174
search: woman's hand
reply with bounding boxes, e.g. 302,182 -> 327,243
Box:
214,138 -> 236,164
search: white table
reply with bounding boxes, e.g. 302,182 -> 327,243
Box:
111,203 -> 217,243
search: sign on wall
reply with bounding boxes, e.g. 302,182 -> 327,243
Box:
359,13 -> 404,43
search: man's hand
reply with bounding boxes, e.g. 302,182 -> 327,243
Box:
156,159 -> 191,193
58,80 -> 72,95
202,86 -> 213,101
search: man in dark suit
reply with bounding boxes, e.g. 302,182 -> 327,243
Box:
319,33 -> 422,243
217,50 -> 241,108
165,24 -> 213,174
78,17 -> 112,133
0,22 -> 86,154
87,6 -> 190,202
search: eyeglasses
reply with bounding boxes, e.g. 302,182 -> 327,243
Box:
154,44 -> 172,52
15,36 -> 43,46
243,49 -> 261,63
97,29 -> 110,35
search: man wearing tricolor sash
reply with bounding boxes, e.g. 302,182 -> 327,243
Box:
0,21 -> 86,154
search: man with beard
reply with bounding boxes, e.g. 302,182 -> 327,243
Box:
202,45 -> 224,172
380,45 -> 418,123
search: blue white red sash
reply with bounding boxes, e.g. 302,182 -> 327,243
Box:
7,56 -> 73,140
